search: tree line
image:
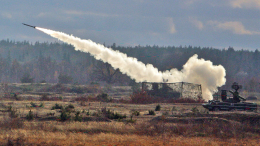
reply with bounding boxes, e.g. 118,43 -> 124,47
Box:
0,40 -> 259,92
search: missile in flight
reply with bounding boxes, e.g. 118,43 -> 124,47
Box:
22,23 -> 36,29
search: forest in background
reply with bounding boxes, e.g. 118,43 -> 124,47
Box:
0,39 -> 259,92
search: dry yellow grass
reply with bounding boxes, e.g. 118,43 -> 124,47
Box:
0,129 -> 259,146
0,120 -> 259,145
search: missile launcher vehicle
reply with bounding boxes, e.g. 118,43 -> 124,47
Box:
203,82 -> 258,111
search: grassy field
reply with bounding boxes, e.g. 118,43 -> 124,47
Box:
0,100 -> 259,145
0,83 -> 259,145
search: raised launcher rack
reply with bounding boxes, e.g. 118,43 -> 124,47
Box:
142,82 -> 202,99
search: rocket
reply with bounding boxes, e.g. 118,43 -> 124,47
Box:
22,23 -> 36,29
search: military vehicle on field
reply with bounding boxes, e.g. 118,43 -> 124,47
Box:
202,82 -> 258,111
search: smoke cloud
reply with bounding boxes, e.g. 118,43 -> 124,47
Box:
36,27 -> 226,100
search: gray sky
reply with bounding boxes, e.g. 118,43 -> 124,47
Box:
1,0 -> 260,50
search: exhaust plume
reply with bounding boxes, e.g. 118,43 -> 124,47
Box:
36,27 -> 226,100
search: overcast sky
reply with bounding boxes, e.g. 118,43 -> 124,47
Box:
1,0 -> 260,50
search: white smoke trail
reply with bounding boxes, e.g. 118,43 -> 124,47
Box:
36,27 -> 226,100
180,55 -> 226,100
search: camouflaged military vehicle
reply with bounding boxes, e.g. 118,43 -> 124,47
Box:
203,82 -> 258,111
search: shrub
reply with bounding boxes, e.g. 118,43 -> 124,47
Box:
112,112 -> 127,120
101,108 -> 126,120
86,110 -> 91,116
67,104 -> 75,109
91,111 -> 101,117
26,110 -> 34,121
59,110 -> 70,122
148,110 -> 156,115
74,111 -> 82,122
132,110 -> 140,116
65,104 -> 75,112
82,109 -> 85,113
130,92 -> 149,104
30,102 -> 38,107
51,103 -> 63,110
130,90 -> 153,104
58,96 -> 63,100
129,90 -> 163,104
39,102 -> 44,107
155,104 -> 161,111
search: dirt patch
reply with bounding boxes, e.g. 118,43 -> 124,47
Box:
150,116 -> 242,125
37,116 -> 111,122
150,112 -> 260,127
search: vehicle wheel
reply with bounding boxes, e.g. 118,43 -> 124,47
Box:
213,107 -> 220,111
